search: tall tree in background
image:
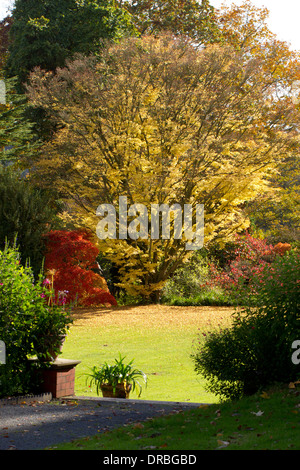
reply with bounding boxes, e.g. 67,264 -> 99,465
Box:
0,77 -> 36,162
5,0 -> 134,89
26,34 -> 300,300
4,0 -> 135,144
0,166 -> 61,278
214,0 -> 300,245
0,15 -> 12,74
0,17 -> 36,163
122,0 -> 221,44
214,0 -> 300,87
245,154 -> 300,245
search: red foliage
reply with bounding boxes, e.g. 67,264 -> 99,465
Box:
273,242 -> 292,256
43,230 -> 117,306
206,232 -> 291,293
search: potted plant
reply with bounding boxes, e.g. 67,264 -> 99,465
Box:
32,305 -> 73,362
31,274 -> 73,362
85,354 -> 147,399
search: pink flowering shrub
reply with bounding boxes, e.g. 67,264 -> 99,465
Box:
205,232 -> 291,302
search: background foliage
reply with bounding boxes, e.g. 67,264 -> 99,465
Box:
0,166 -> 61,278
26,30 -> 300,300
5,0 -> 134,88
0,0 -> 299,402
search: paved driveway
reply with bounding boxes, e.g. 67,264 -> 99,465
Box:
0,396 -> 201,450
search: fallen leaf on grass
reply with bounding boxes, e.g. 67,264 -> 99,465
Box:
133,423 -> 144,429
217,440 -> 230,449
251,411 -> 264,416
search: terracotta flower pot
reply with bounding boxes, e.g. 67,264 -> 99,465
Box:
100,382 -> 132,399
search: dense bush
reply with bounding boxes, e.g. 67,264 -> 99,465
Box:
162,288 -> 233,306
161,251 -> 233,306
162,252 -> 209,299
206,233 -> 291,304
43,230 -> 117,306
192,250 -> 300,400
161,234 -> 288,307
0,244 -> 72,397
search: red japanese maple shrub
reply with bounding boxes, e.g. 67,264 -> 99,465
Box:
43,230 -> 117,306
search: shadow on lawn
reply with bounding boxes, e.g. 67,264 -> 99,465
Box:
71,305 -> 138,320
70,304 -> 235,326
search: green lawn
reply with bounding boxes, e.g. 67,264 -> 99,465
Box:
54,305 -> 300,451
60,304 -> 234,404
51,384 -> 300,450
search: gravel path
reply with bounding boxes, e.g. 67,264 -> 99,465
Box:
0,396 -> 201,450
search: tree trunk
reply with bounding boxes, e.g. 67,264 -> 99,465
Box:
149,290 -> 161,304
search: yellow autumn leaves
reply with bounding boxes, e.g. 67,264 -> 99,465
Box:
26,32 -> 300,299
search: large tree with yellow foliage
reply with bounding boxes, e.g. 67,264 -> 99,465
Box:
26,31 -> 300,301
